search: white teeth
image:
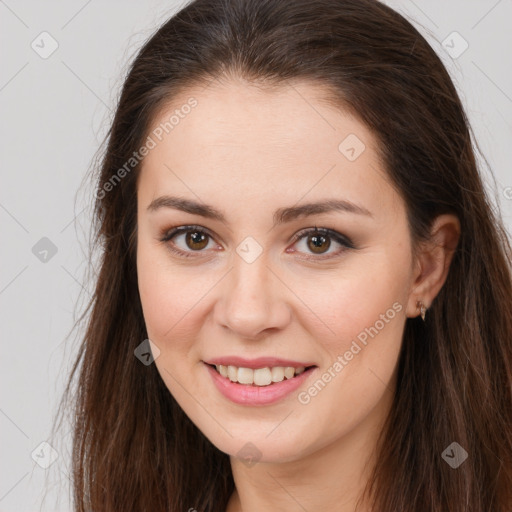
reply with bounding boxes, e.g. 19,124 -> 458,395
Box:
237,367 -> 254,385
227,365 -> 238,382
271,366 -> 284,383
214,364 -> 309,386
254,368 -> 272,386
284,367 -> 295,379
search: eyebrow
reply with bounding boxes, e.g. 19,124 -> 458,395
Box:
146,195 -> 373,226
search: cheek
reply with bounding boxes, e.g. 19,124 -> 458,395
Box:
297,255 -> 409,355
289,266 -> 407,446
304,245 -> 409,388
289,251 -> 409,421
136,245 -> 211,406
136,243 -> 208,345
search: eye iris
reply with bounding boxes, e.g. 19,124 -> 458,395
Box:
307,233 -> 331,254
186,231 -> 208,250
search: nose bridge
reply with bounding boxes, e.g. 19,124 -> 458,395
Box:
215,246 -> 290,338
232,249 -> 271,302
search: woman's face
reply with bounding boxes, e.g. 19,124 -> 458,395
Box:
136,79 -> 417,463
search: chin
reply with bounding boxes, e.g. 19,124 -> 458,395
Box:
197,419 -> 318,464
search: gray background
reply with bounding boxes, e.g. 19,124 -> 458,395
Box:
1,0 -> 511,510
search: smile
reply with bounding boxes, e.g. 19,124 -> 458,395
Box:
211,364 -> 310,386
204,362 -> 318,406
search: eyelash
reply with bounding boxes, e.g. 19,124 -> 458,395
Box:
158,224 -> 355,261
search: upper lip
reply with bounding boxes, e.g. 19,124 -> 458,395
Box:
203,356 -> 316,369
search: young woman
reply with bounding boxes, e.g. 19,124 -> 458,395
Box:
56,0 -> 512,510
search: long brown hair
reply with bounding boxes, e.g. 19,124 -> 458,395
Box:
52,0 -> 512,510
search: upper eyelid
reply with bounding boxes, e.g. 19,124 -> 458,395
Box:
162,224 -> 216,242
291,226 -> 349,242
162,225 -> 353,250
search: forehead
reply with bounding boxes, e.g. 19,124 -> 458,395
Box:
138,78 -> 398,219
146,78 -> 374,160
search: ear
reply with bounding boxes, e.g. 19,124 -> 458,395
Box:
406,214 -> 461,318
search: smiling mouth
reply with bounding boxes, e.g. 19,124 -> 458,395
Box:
206,363 -> 317,387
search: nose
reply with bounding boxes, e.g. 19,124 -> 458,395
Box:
213,253 -> 292,340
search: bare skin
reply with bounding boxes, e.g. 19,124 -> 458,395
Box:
135,77 -> 460,512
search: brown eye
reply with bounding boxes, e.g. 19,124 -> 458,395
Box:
306,233 -> 331,254
160,225 -> 216,257
185,230 -> 209,250
290,227 -> 354,260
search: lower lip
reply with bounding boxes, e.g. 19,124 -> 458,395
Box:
205,363 -> 316,406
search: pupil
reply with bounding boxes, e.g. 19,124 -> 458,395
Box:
187,231 -> 208,250
308,234 -> 330,254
